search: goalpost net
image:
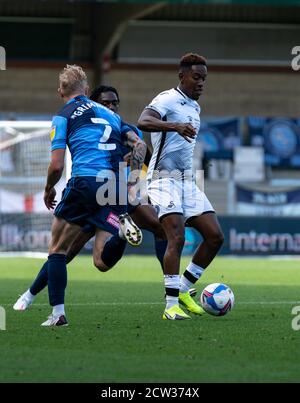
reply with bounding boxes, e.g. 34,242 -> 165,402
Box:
0,121 -> 69,255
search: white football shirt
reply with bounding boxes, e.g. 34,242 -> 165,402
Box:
146,87 -> 201,181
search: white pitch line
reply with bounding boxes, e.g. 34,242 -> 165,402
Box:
2,301 -> 300,307
3,302 -> 162,307
239,301 -> 300,305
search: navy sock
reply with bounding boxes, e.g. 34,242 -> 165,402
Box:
154,239 -> 168,271
47,254 -> 67,306
29,261 -> 48,296
101,235 -> 127,268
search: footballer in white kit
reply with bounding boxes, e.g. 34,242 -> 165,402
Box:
138,53 -> 224,321
146,86 -> 214,222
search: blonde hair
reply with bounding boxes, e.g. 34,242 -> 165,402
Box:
59,64 -> 88,97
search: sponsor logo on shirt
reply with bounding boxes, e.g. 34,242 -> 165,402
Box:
106,212 -> 120,229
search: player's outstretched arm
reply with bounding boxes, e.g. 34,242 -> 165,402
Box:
44,148 -> 65,210
137,108 -> 196,143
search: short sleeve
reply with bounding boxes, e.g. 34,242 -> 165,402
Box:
145,91 -> 173,119
50,115 -> 68,151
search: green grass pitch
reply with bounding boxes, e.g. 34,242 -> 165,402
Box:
1,255 -> 300,383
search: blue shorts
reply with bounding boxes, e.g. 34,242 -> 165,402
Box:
54,177 -> 127,235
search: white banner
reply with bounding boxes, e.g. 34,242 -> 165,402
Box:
236,184 -> 300,216
0,179 -> 65,213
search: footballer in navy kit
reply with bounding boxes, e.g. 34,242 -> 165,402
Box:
13,81 -> 196,320
51,93 -> 130,232
13,65 -> 146,326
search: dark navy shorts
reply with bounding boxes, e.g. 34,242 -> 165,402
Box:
54,177 -> 127,235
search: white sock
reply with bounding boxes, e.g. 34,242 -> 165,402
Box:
164,274 -> 180,309
180,262 -> 204,293
24,289 -> 35,302
52,304 -> 65,317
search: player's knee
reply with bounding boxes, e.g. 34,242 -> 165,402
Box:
95,263 -> 110,272
169,233 -> 185,253
208,230 -> 224,250
152,223 -> 166,239
94,257 -> 110,272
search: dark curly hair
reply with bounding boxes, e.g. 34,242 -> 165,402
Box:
179,53 -> 207,70
89,85 -> 120,102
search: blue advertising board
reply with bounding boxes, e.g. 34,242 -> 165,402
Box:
181,217 -> 300,256
198,117 -> 241,159
2,214 -> 300,256
248,117 -> 300,167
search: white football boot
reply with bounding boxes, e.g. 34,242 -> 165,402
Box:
13,292 -> 34,311
41,314 -> 68,327
119,213 -> 143,247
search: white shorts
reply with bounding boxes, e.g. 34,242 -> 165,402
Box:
147,178 -> 215,222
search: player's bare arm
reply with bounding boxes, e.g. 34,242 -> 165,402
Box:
124,130 -> 147,182
44,148 -> 65,210
124,140 -> 152,167
137,108 -> 196,143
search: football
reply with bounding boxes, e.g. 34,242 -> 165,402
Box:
200,283 -> 234,316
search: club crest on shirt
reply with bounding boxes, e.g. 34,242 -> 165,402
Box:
167,201 -> 175,209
